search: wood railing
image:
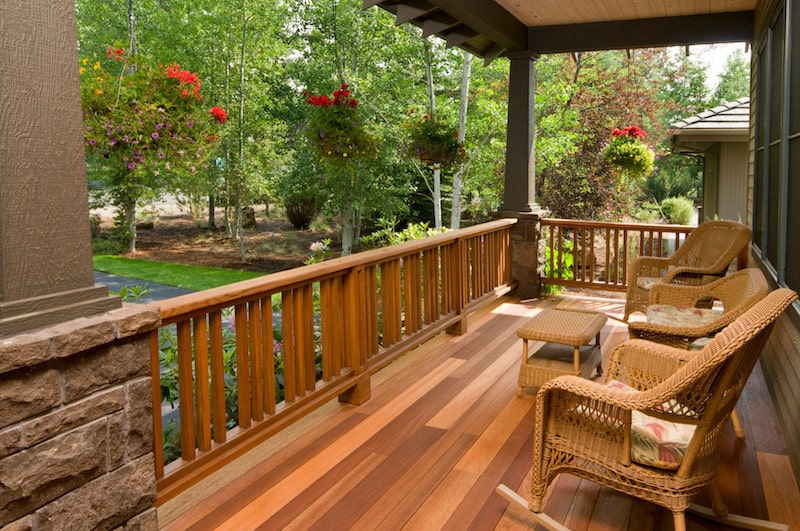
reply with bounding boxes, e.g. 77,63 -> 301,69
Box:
540,219 -> 695,292
149,218 -> 516,503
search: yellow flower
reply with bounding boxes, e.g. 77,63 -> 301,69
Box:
343,153 -> 348,157
95,88 -> 103,95
79,67 -> 86,75
82,58 -> 88,65
95,77 -> 103,84
93,61 -> 101,71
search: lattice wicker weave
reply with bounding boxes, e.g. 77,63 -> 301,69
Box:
529,288 -> 797,529
624,220 -> 752,321
628,268 -> 769,349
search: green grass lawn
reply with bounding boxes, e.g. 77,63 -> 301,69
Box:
93,255 -> 264,291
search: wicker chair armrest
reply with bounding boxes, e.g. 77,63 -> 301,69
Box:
605,339 -> 692,389
663,265 -> 723,283
648,282 -> 713,306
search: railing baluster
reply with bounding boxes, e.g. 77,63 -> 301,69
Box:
177,320 -> 196,460
234,304 -> 251,429
193,316 -> 211,452
208,310 -> 226,443
150,330 -> 164,479
248,301 -> 264,421
260,296 -> 276,415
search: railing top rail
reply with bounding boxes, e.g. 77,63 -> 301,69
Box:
157,218 -> 517,321
541,218 -> 695,232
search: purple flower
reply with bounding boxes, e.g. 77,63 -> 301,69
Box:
152,132 -> 159,139
158,152 -> 165,159
156,123 -> 164,130
88,139 -> 96,145
187,121 -> 194,128
123,135 -> 130,143
127,162 -> 136,170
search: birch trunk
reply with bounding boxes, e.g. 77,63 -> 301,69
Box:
451,51 -> 471,230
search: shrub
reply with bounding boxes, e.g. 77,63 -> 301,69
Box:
660,196 -> 695,225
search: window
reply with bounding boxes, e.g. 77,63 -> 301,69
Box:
752,0 -> 798,300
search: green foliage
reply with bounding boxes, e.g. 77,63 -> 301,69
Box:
404,112 -> 465,169
603,126 -> 655,181
110,285 -> 152,303
710,50 -> 750,107
359,218 -> 445,249
541,238 -> 574,295
304,238 -> 333,264
660,196 -> 695,225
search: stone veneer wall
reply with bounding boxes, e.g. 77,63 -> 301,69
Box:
496,211 -> 547,300
0,305 -> 160,530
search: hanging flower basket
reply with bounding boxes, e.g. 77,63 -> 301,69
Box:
304,84 -> 377,164
602,125 -> 655,180
405,111 -> 465,169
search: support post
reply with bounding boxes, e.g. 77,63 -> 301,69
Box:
0,0 -> 120,337
502,51 -> 543,213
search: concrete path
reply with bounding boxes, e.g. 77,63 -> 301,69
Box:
94,271 -> 194,304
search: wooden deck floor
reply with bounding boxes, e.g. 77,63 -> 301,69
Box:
158,294 -> 800,530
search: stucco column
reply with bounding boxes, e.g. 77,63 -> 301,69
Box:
0,0 -> 120,336
502,51 -> 543,213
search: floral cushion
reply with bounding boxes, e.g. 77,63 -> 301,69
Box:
606,380 -> 696,470
646,304 -> 721,327
636,276 -> 663,290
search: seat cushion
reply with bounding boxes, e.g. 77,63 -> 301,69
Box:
636,276 -> 663,290
606,380 -> 696,470
646,304 -> 721,327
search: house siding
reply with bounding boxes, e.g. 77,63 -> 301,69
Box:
751,0 -> 800,482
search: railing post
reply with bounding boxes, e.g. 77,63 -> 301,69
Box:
339,265 -> 371,405
446,238 -> 467,335
496,210 -> 549,299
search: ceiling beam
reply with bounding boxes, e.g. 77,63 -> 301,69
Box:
426,0 -> 527,51
528,11 -> 755,54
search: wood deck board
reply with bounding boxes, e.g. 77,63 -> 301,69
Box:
158,294 -> 800,531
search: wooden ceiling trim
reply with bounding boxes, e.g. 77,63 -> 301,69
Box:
527,11 -> 755,53
426,0 -> 527,51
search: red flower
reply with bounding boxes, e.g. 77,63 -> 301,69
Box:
209,106 -> 227,124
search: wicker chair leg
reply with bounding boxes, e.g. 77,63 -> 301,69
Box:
730,408 -> 746,439
495,484 -> 569,531
672,511 -> 687,531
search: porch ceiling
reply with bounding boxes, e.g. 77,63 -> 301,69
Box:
366,0 -> 755,59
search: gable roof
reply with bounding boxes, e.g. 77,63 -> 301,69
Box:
671,97 -> 750,153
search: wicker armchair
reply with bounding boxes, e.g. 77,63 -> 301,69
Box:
628,268 -> 769,349
628,268 -> 769,439
623,220 -> 751,321
498,288 -> 797,531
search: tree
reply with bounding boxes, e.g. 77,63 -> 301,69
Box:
711,49 -> 750,106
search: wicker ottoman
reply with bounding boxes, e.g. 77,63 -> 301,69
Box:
516,308 -> 607,396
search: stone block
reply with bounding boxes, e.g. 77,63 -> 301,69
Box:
35,455 -> 156,531
0,368 -> 61,427
0,331 -> 52,373
23,387 -> 125,447
0,426 -> 24,459
108,411 -> 127,470
62,338 -> 149,402
49,316 -> 116,360
0,419 -> 107,525
125,378 -> 154,461
2,514 -> 33,531
108,304 -> 160,340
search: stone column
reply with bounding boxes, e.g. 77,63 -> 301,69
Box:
502,51 -> 544,213
496,211 -> 548,300
0,0 -> 120,337
0,305 -> 160,529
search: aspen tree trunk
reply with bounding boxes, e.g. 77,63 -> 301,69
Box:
451,51 -> 471,230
